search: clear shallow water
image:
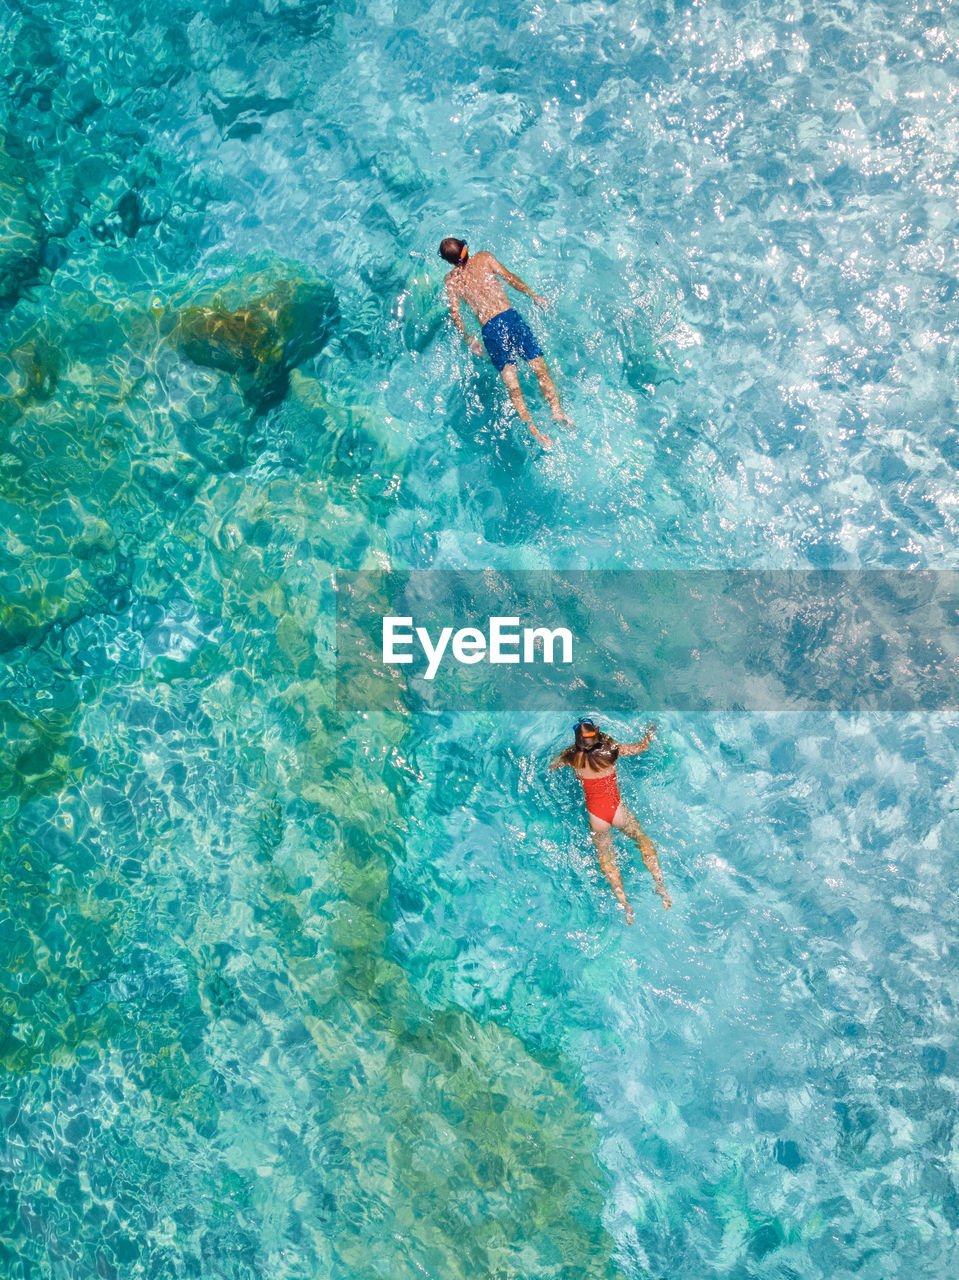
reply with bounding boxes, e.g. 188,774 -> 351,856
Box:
2,1 -> 959,1277
394,710 -> 959,1275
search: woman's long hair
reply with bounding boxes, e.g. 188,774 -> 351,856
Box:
559,720 -> 619,771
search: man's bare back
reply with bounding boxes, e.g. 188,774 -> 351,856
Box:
438,237 -> 570,448
444,250 -> 539,326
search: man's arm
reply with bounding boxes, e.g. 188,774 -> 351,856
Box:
618,724 -> 658,756
445,280 -> 484,355
489,256 -> 549,309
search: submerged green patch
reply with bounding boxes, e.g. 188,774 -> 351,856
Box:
1,291 -> 626,1278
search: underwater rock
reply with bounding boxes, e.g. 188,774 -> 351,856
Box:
160,356 -> 256,472
0,494 -> 121,652
396,271 -> 447,354
0,702 -> 74,802
171,266 -> 339,410
6,335 -> 60,403
0,140 -> 45,309
286,369 -> 406,491
0,393 -> 20,429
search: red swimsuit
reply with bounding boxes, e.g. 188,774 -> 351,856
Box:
581,771 -> 621,824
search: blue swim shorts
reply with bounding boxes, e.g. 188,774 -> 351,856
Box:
481,308 -> 543,372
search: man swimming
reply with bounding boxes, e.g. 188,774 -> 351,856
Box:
550,719 -> 671,924
439,237 -> 570,449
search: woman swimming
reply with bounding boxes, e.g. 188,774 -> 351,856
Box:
550,720 -> 671,924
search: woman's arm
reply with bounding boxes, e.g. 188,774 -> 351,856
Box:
617,724 -> 658,756
548,754 -> 569,770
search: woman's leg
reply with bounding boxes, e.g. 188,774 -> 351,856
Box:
589,821 -> 635,925
614,805 -> 671,910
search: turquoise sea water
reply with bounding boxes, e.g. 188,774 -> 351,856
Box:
2,1 -> 959,1277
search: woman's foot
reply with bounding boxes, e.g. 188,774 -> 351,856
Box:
530,425 -> 554,449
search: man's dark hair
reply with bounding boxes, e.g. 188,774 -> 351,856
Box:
439,237 -> 466,264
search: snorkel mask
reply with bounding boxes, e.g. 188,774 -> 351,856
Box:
457,242 -> 469,265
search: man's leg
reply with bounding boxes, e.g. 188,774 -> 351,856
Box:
616,806 -> 671,910
500,365 -> 553,448
500,364 -> 533,422
590,827 -> 635,925
529,356 -> 569,424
